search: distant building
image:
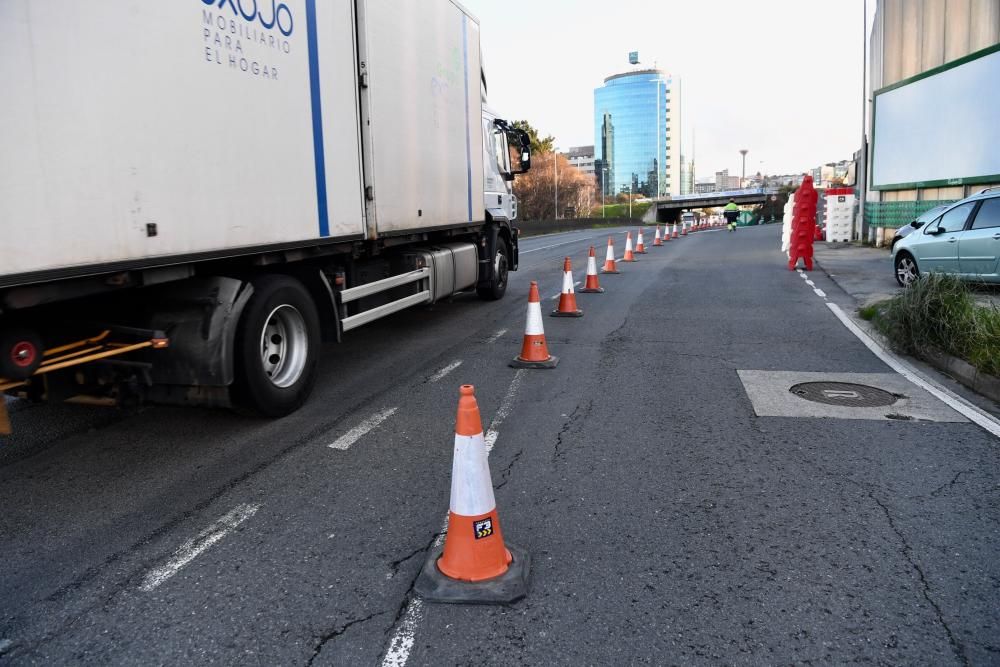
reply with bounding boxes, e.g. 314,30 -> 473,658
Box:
714,169 -> 741,191
562,145 -> 595,176
694,178 -> 716,194
594,68 -> 681,198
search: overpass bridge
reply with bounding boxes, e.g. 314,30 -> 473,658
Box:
652,188 -> 779,223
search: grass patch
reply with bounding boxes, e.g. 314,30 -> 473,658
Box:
868,274 -> 1000,377
593,202 -> 652,219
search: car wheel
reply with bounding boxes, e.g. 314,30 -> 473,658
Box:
895,252 -> 919,287
232,275 -> 320,417
477,238 -> 510,301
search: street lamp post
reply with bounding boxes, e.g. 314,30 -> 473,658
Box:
601,166 -> 607,218
553,148 -> 559,220
739,148 -> 748,188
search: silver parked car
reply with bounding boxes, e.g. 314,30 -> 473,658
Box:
890,204 -> 948,250
891,188 -> 1000,287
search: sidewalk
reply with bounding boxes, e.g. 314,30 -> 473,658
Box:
814,241 -> 1000,308
813,242 -> 900,307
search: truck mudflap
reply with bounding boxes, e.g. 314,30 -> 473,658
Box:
0,327 -> 169,435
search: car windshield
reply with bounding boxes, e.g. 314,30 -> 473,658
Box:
914,205 -> 947,225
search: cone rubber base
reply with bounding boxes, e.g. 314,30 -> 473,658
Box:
550,309 -> 583,317
415,542 -> 530,605
600,269 -> 620,274
509,354 -> 559,369
578,287 -> 604,293
635,249 -> 647,254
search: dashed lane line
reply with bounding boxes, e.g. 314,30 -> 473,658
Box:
328,407 -> 399,450
485,328 -> 507,344
427,360 -> 463,383
140,503 -> 260,592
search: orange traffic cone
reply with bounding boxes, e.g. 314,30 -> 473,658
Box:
671,223 -> 679,239
653,225 -> 663,246
622,232 -> 637,262
635,228 -> 647,253
579,246 -> 605,293
601,237 -> 620,274
552,257 -> 583,317
509,281 -> 559,368
414,385 -> 530,603
681,222 -> 688,237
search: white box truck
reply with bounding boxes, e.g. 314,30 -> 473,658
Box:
0,0 -> 531,425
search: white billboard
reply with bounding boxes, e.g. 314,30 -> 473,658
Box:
871,46 -> 1000,190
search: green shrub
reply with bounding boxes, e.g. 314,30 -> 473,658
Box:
872,274 -> 1000,377
593,202 -> 652,219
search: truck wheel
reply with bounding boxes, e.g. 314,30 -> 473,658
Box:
477,238 -> 510,301
0,327 -> 44,380
232,275 -> 320,417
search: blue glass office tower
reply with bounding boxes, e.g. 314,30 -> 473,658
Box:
594,69 -> 681,198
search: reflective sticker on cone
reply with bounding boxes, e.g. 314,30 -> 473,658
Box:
474,517 -> 494,539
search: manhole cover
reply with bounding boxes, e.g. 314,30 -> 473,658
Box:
789,382 -> 899,407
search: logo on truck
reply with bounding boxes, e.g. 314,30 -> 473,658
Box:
201,0 -> 295,81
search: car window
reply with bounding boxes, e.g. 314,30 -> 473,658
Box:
915,205 -> 946,224
970,197 -> 1000,230
927,202 -> 975,234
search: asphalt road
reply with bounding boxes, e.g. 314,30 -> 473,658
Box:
2,225 -> 998,665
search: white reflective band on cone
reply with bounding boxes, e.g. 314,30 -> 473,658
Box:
525,301 -> 545,335
449,432 -> 497,516
587,256 -> 597,274
605,245 -> 615,261
561,271 -> 574,294
625,237 -> 633,251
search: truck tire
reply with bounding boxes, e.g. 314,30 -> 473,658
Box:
0,327 -> 44,380
477,238 -> 510,301
232,275 -> 320,417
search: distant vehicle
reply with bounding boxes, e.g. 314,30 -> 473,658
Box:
891,189 -> 1000,286
890,205 -> 949,250
0,1 -> 530,421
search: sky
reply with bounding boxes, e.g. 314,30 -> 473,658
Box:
462,0 -> 875,180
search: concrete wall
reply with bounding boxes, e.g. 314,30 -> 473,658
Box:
868,0 -> 999,208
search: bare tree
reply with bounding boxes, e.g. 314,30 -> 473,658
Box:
514,152 -> 597,221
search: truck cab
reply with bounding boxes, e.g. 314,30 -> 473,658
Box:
482,107 -> 529,223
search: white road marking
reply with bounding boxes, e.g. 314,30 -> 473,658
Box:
813,288 -> 827,298
520,234 -> 597,254
328,407 -> 399,450
485,328 -> 507,344
428,360 -> 462,383
380,597 -> 423,667
140,503 -> 260,592
484,369 -> 526,452
805,279 -> 816,286
826,303 -> 1000,438
380,371 -> 526,666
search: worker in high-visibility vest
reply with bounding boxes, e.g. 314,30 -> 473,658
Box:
723,199 -> 740,232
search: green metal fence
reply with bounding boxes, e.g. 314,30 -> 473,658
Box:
864,199 -> 956,229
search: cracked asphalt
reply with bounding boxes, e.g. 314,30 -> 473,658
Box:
2,225 -> 998,665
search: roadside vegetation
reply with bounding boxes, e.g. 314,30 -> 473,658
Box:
593,202 -> 652,219
861,274 -> 1000,377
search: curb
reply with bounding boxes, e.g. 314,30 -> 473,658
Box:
813,256 -> 1000,406
921,348 -> 1000,405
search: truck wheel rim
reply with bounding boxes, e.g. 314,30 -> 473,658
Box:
897,258 -> 917,285
495,250 -> 508,289
259,305 -> 308,388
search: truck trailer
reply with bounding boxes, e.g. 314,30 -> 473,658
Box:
0,0 -> 531,428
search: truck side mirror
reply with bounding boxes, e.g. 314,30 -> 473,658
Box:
507,129 -> 530,174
